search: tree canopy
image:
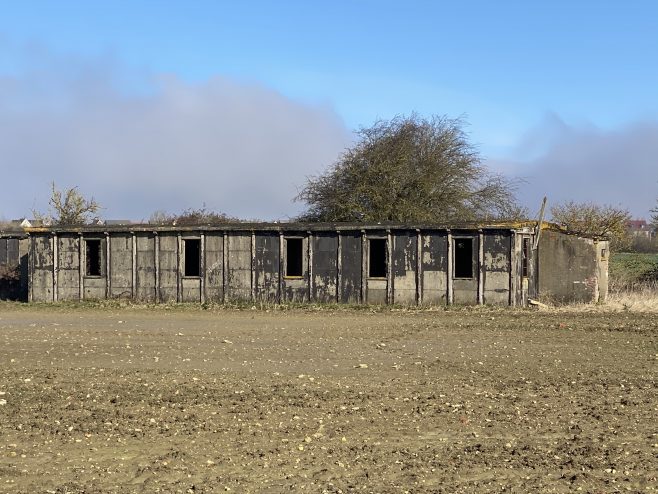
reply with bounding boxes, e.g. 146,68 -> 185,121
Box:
33,182 -> 102,225
296,114 -> 524,223
550,201 -> 631,250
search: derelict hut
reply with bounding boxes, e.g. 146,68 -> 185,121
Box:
21,221 -> 609,306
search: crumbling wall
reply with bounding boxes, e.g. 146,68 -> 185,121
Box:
421,232 -> 448,305
25,225 -> 610,306
255,233 -> 279,302
135,234 -> 155,302
392,231 -> 417,305
483,232 -> 511,305
109,234 -> 132,298
226,233 -> 252,301
339,232 -> 362,304
538,230 -> 603,303
205,233 -> 224,302
452,233 -> 478,305
312,233 -> 338,303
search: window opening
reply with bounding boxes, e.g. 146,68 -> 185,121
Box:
368,238 -> 387,278
522,237 -> 530,278
85,239 -> 102,277
454,238 -> 473,278
184,239 -> 201,277
285,238 -> 303,277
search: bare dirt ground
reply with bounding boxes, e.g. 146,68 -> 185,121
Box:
0,303 -> 656,493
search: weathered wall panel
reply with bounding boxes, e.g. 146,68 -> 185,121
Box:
538,230 -> 601,303
181,236 -> 202,302
453,234 -> 478,305
159,233 -> 178,302
136,234 -> 156,302
83,277 -> 106,299
255,233 -> 279,302
109,234 -> 133,298
31,236 -> 54,302
282,234 -> 308,303
391,231 -> 417,305
312,234 -> 338,303
57,235 -> 80,301
421,232 -> 447,305
205,233 -> 224,302
595,242 -> 609,302
340,232 -> 362,304
82,236 -> 107,300
181,278 -> 201,303
365,233 -> 388,304
226,233 -> 252,301
482,232 -> 511,305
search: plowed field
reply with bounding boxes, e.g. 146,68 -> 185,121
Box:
0,304 -> 656,493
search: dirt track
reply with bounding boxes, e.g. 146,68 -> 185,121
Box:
0,304 -> 656,493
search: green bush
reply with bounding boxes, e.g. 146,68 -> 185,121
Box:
609,252 -> 658,290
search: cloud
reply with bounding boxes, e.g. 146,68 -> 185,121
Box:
0,50 -> 352,221
488,114 -> 658,218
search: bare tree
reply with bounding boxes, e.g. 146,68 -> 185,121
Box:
550,201 -> 631,250
296,114 -> 524,223
33,182 -> 102,225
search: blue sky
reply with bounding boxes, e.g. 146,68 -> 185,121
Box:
1,1 -> 657,220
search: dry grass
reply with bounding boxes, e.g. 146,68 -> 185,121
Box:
535,283 -> 658,314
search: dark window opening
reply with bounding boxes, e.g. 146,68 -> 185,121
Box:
522,237 -> 530,278
85,239 -> 102,277
285,238 -> 303,277
184,239 -> 201,277
369,238 -> 387,278
454,238 -> 473,278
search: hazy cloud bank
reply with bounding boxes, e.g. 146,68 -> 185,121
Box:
0,52 -> 352,221
488,115 -> 658,219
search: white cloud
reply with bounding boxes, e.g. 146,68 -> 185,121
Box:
487,115 -> 658,218
0,51 -> 352,221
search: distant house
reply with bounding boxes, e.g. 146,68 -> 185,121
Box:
627,219 -> 656,240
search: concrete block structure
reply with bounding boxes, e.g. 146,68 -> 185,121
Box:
1,221 -> 608,306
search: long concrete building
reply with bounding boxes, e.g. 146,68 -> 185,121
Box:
0,221 -> 608,306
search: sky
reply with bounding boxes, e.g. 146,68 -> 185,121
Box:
1,0 -> 657,221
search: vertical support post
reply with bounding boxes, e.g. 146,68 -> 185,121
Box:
251,231 -> 256,302
509,232 -> 517,307
131,233 -> 137,300
78,233 -> 84,301
105,232 -> 111,299
29,235 -> 34,303
278,231 -> 284,304
200,231 -> 206,304
360,230 -> 367,304
478,230 -> 485,305
154,232 -> 160,303
446,230 -> 453,305
176,233 -> 182,303
307,231 -> 313,302
416,229 -> 422,306
52,233 -> 58,303
386,230 -> 393,305
336,231 -> 342,303
222,232 -> 228,303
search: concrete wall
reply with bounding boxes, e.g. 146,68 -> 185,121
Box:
537,230 -> 608,304
24,226 -> 603,306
